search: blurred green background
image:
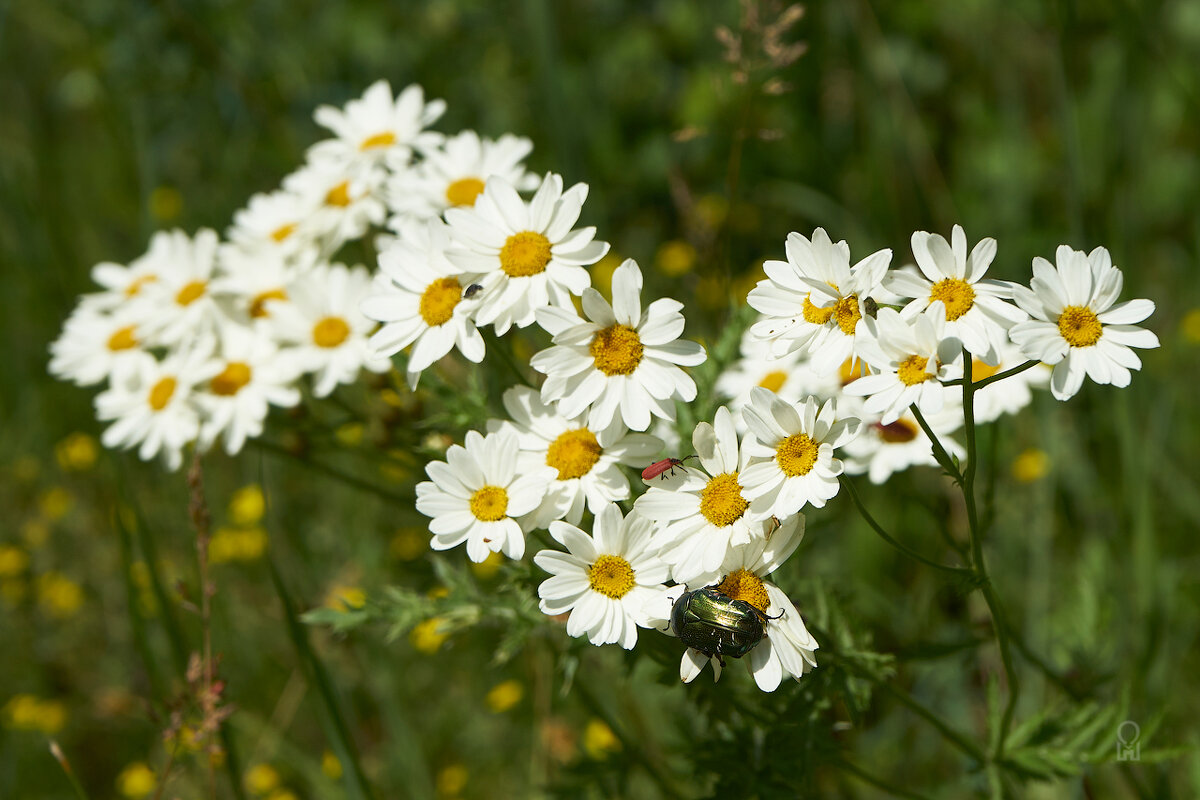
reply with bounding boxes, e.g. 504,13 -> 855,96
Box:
2,0 -> 1199,797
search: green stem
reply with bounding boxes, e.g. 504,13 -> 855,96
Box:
249,438 -> 413,507
958,352 -> 1021,761
268,557 -> 376,800
839,476 -> 970,575
908,405 -> 962,482
831,756 -> 932,800
940,359 -> 1039,389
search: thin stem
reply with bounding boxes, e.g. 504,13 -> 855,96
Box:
840,476 -> 970,575
186,456 -> 217,800
940,359 -> 1039,389
908,405 -> 962,481
831,756 -> 932,800
49,742 -> 91,800
958,352 -> 1020,761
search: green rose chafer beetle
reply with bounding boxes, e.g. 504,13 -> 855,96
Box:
669,585 -> 776,665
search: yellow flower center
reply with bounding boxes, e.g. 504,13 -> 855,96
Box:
445,177 -> 486,207
124,274 -> 158,297
876,419 -> 919,444
589,324 -> 644,376
250,289 -> 288,318
148,377 -> 177,411
210,362 -> 252,396
929,277 -> 975,321
545,429 -> 602,480
419,277 -> 463,327
776,432 -> 819,477
971,359 -> 1000,382
270,223 -> 296,243
838,358 -> 861,385
714,568 -> 770,613
802,294 -> 835,325
897,354 -> 933,386
325,181 -> 352,207
698,473 -> 749,528
106,325 -> 139,352
312,316 -> 350,348
175,280 -> 207,307
499,231 -> 552,278
833,295 -> 862,335
587,554 -> 636,599
1057,305 -> 1103,348
757,370 -> 787,393
360,131 -> 397,150
469,485 -> 509,522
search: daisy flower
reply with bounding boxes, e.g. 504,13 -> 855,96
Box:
212,246 -> 311,324
268,262 -> 390,397
531,258 -> 706,433
360,221 -> 484,384
739,389 -> 861,518
386,131 -> 539,222
49,305 -> 149,387
1008,245 -> 1158,401
443,173 -> 609,334
415,430 -> 556,562
490,385 -> 664,528
714,327 -> 841,432
129,229 -> 224,348
95,347 -> 218,471
842,307 -> 962,424
227,189 -> 321,259
283,159 -> 387,253
533,504 -> 671,649
194,321 -> 302,455
968,340 -> 1050,424
841,405 -> 965,485
886,225 -> 1027,365
747,227 -> 891,375
675,516 -> 819,692
309,80 -> 445,171
81,236 -> 172,313
634,407 -> 767,585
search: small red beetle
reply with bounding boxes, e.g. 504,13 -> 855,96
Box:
641,454 -> 698,481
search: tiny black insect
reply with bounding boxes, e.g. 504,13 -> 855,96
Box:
463,284 -> 483,299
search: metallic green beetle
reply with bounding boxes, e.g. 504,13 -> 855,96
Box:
669,586 -> 772,664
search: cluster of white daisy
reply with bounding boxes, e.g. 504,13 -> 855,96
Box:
48,81 -> 568,469
722,225 -> 1160,483
52,79 -> 1160,695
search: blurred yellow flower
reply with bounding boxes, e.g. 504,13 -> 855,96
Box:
55,432 -> 98,472
0,545 -> 28,578
264,791 -> 298,800
391,527 -> 428,561
591,253 -> 621,297
4,694 -> 67,734
228,485 -> 266,526
116,761 -> 156,798
1181,308 -> 1200,343
149,185 -> 183,221
37,487 -> 73,521
436,764 -> 468,797
485,680 -> 524,713
326,585 -> 367,611
379,388 -> 405,408
21,519 -> 50,548
655,240 -> 697,277
583,718 -> 621,760
245,763 -> 280,795
37,572 -> 83,619
410,617 -> 450,654
321,750 -> 343,780
336,422 -> 365,447
469,550 -> 504,580
208,526 -> 268,564
695,193 -> 728,230
1012,448 -> 1050,483
426,586 -> 450,600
